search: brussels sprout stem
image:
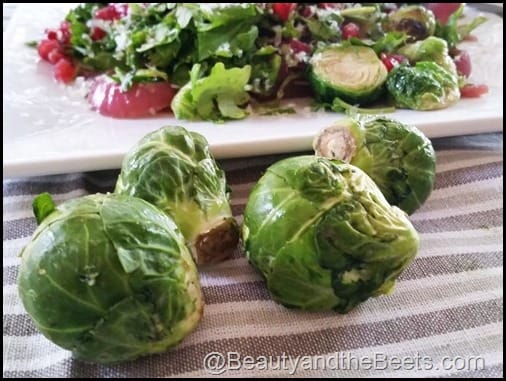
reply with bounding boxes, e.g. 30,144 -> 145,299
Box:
313,124 -> 357,162
192,217 -> 239,265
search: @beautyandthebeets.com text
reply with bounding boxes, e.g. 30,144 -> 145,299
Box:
203,351 -> 486,375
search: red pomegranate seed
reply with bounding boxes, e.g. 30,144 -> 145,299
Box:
48,49 -> 65,65
341,22 -> 360,40
95,5 -> 121,21
37,39 -> 60,61
53,58 -> 77,84
90,27 -> 107,41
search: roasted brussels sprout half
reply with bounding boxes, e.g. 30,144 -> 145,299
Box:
115,126 -> 239,265
309,45 -> 388,105
242,156 -> 420,312
388,5 -> 436,41
314,116 -> 436,215
398,36 -> 457,75
386,61 -> 460,110
18,193 -> 203,364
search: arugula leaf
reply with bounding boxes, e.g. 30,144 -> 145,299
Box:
435,4 -> 487,49
344,32 -> 408,54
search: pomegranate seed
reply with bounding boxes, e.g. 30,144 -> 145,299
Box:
53,58 -> 77,84
341,22 -> 360,40
90,27 -> 107,41
59,21 -> 71,44
95,5 -> 121,21
48,49 -> 65,64
300,6 -> 314,18
454,50 -> 471,78
114,3 -> 129,17
272,3 -> 297,22
460,84 -> 489,98
37,39 -> 60,61
45,29 -> 58,40
289,39 -> 312,54
380,53 -> 407,72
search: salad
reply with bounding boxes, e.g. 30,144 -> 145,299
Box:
33,3 -> 488,121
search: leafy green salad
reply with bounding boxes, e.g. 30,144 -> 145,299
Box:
34,3 -> 488,121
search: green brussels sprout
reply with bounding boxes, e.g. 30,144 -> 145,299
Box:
386,61 -> 460,110
398,36 -> 457,75
171,62 -> 251,121
18,193 -> 203,364
388,5 -> 436,41
309,45 -> 388,105
242,156 -> 420,313
313,116 -> 436,215
115,126 -> 239,265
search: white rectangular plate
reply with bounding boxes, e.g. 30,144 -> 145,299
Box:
3,4 -> 503,178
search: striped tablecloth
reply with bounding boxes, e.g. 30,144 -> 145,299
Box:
3,133 -> 503,378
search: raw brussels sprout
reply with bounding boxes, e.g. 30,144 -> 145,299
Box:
18,193 -> 203,364
242,156 -> 420,312
386,61 -> 460,110
309,45 -> 388,105
398,36 -> 457,75
388,5 -> 436,41
314,116 -> 436,215
115,126 -> 239,265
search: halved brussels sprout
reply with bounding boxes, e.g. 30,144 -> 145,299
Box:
398,36 -> 457,75
309,45 -> 388,104
388,5 -> 436,41
386,61 -> 460,110
242,156 -> 420,312
18,193 -> 203,364
314,116 -> 436,215
115,126 -> 239,265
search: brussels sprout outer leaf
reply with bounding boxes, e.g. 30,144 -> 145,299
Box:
18,194 -> 203,363
398,36 -> 457,76
243,156 -> 419,312
171,62 -> 251,121
32,192 -> 57,225
115,126 -> 238,264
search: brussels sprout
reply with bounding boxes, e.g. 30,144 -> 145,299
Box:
171,62 -> 251,121
18,193 -> 203,364
314,116 -> 436,215
242,156 -> 419,312
386,61 -> 460,110
398,36 -> 457,75
115,126 -> 239,265
388,5 -> 436,41
309,45 -> 388,105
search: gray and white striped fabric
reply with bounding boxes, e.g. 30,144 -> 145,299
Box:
3,134 -> 503,377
